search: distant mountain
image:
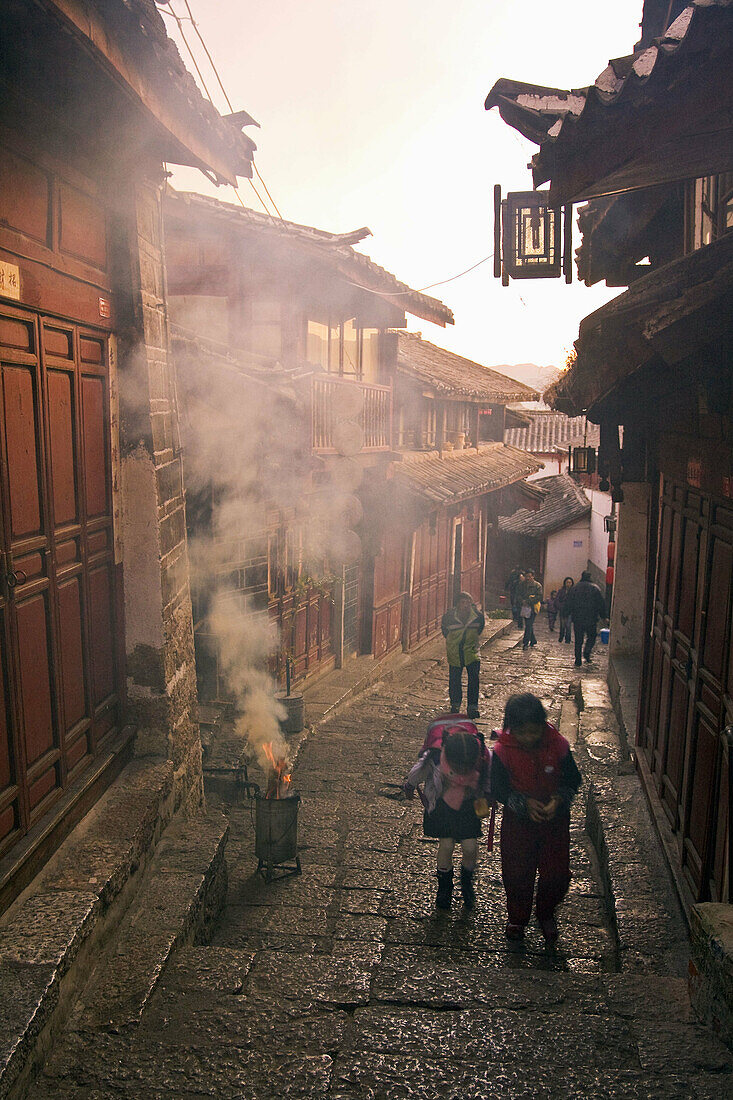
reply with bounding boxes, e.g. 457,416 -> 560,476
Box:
492,362 -> 561,395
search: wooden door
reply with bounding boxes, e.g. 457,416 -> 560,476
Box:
641,477 -> 733,901
681,501 -> 733,899
0,305 -> 120,856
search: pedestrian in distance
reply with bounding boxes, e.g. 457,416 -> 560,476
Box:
546,589 -> 559,632
491,693 -> 581,944
441,592 -> 485,719
517,569 -> 543,649
505,565 -> 524,628
556,576 -> 574,644
404,720 -> 491,911
563,570 -> 607,667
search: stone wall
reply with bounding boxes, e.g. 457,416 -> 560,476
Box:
118,180 -> 202,813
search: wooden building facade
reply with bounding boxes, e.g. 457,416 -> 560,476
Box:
163,190 -> 455,696
0,1 -> 254,903
487,0 -> 733,906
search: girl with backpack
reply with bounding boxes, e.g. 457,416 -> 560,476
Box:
491,693 -> 581,943
403,718 -> 491,911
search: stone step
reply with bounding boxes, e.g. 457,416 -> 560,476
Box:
67,812 -> 228,1034
0,757 -> 176,1100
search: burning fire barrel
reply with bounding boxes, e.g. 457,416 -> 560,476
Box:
255,792 -> 301,882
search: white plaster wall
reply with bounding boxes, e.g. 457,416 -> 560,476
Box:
543,519 -> 591,593
588,488 -> 614,578
525,453 -> 566,482
610,483 -> 651,658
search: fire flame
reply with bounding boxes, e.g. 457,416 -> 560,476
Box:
262,742 -> 292,799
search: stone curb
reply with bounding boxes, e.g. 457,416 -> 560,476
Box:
563,679 -> 689,980
0,758 -> 182,1100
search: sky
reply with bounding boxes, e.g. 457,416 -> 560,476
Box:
163,0 -> 644,374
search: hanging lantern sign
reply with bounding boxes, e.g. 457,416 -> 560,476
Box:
569,445 -> 597,475
494,186 -> 571,284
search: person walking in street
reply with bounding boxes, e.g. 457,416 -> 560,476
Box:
491,693 -> 581,944
441,592 -> 485,718
546,589 -> 559,632
505,565 -> 524,628
563,570 -> 607,667
517,569 -> 543,649
556,576 -> 574,644
404,723 -> 491,911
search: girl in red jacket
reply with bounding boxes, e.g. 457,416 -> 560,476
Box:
491,693 -> 581,944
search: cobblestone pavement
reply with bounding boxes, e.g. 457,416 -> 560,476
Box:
39,622 -> 731,1098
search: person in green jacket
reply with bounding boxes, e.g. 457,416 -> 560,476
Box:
517,570 -> 543,649
441,592 -> 485,719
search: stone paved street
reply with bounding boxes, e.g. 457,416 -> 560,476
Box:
38,621 -> 731,1098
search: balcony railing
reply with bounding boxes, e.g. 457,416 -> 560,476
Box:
312,375 -> 392,454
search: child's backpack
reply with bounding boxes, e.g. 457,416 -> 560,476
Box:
418,714 -> 496,852
420,714 -> 486,759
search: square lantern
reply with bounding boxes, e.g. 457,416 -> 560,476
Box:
494,186 -> 571,283
503,191 -> 561,279
570,445 -> 597,475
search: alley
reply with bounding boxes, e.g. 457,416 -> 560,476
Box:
36,622 -> 731,1099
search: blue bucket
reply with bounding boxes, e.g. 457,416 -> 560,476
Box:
600,628 -> 610,645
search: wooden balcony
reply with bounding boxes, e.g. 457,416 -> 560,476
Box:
312,375 -> 392,454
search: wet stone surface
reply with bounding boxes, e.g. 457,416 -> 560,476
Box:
37,621 -> 732,1096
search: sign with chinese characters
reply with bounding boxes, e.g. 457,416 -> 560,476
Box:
98,297 -> 111,319
687,457 -> 702,488
0,261 -> 20,301
722,475 -> 732,500
573,539 -> 583,548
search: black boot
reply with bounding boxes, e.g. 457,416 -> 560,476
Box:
460,865 -> 476,909
435,868 -> 453,910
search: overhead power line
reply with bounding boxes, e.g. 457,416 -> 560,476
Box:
157,1 -> 283,220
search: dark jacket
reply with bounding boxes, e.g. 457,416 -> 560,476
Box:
506,568 -> 522,597
563,579 -> 606,626
441,604 -> 485,668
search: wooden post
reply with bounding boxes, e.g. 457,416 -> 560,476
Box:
472,404 -> 480,449
402,529 -> 417,651
334,567 -> 345,669
437,402 -> 446,451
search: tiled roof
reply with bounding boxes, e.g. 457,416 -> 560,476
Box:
392,444 -> 541,506
504,412 -> 599,454
498,474 -> 591,538
486,0 -> 733,193
167,190 -> 454,328
396,332 -> 538,402
77,1 -> 257,182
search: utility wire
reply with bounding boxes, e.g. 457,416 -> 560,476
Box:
159,1 -> 283,220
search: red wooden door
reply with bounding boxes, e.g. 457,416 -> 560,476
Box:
641,478 -> 733,901
681,500 -> 733,899
0,306 -> 120,856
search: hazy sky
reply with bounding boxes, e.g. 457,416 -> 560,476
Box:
164,0 -> 644,372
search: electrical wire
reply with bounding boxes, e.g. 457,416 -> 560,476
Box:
343,251 -> 495,301
159,1 -> 284,220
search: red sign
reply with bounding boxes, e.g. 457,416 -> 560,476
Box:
722,476 -> 733,500
687,457 -> 702,488
98,297 -> 111,319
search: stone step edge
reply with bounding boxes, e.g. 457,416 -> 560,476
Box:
566,680 -> 689,975
0,756 -> 178,1100
67,813 -> 229,1035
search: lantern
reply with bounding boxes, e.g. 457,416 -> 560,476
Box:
494,186 -> 570,282
570,446 -> 597,475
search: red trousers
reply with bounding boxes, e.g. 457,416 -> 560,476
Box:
500,808 -> 571,925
